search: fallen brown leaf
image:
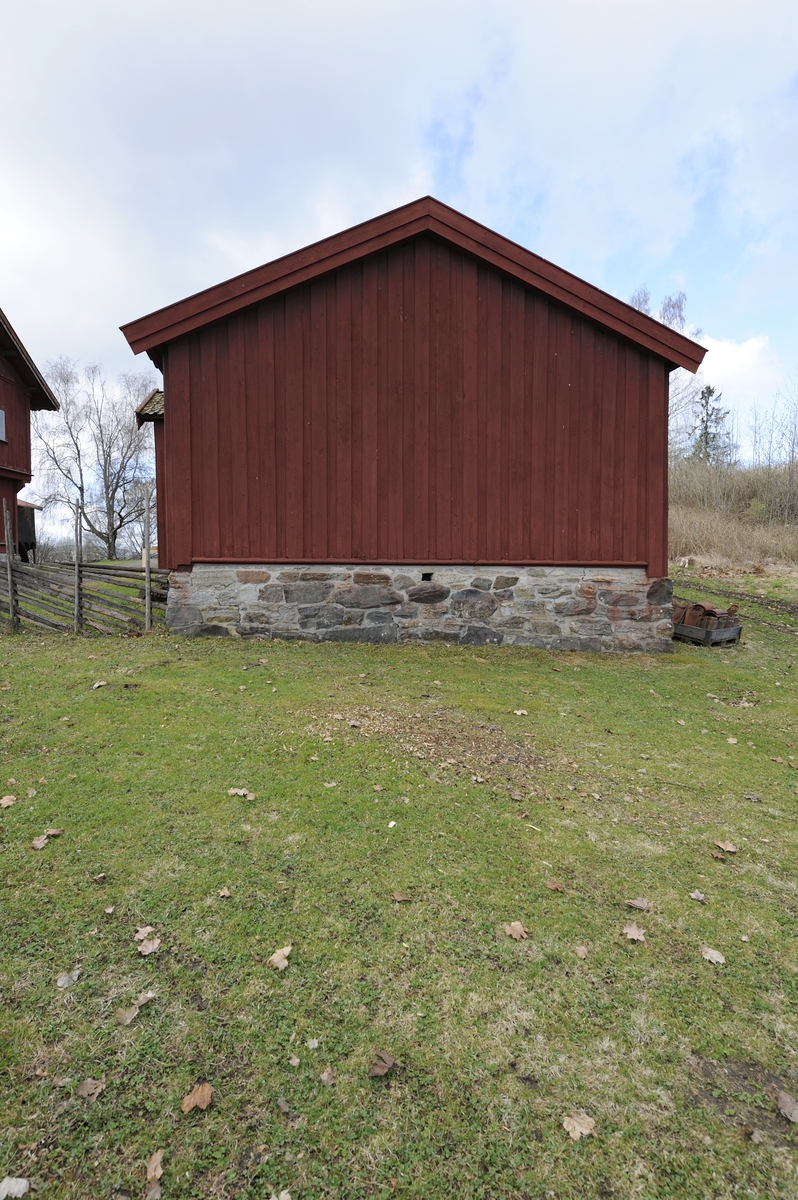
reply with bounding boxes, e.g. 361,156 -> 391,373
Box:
0,795 -> 15,808
574,945 -> 588,959
76,1076 -> 105,1103
689,890 -> 706,903
92,873 -> 106,883
180,1082 -> 213,1114
391,891 -> 410,902
504,921 -> 528,940
137,938 -> 161,956
145,1182 -> 162,1200
218,887 -> 231,898
710,850 -> 726,860
104,905 -> 115,914
277,1097 -> 291,1114
146,1150 -> 164,1184
56,969 -> 80,989
268,944 -> 292,971
714,840 -> 737,853
228,787 -> 249,796
136,990 -> 156,1006
115,1006 -> 140,1026
623,921 -> 646,942
777,1091 -> 798,1122
134,926 -> 155,941
545,880 -> 566,893
702,946 -> 725,965
369,1050 -> 397,1077
44,828 -> 64,838
625,897 -> 652,912
31,835 -> 49,850
373,784 -> 383,791
320,1066 -> 336,1086
563,1112 -> 596,1140
91,680 -> 107,689
288,1055 -> 300,1067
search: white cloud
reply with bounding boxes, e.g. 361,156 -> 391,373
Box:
702,335 -> 785,412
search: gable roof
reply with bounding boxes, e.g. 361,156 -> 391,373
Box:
0,307 -> 59,411
121,196 -> 706,373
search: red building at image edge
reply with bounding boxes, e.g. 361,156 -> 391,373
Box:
0,308 -> 58,561
122,197 -> 706,652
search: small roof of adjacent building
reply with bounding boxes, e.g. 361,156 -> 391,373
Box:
0,307 -> 59,411
135,388 -> 164,426
121,196 -> 705,374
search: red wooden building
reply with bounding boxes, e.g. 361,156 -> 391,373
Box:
0,308 -> 58,558
122,198 -> 705,651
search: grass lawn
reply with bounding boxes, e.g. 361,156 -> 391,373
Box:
1,589 -> 798,1199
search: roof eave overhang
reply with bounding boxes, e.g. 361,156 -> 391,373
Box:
121,199 -> 706,374
0,308 -> 60,411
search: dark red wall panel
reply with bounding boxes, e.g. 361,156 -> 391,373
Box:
160,235 -> 669,575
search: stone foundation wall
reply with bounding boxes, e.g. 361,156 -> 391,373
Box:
166,564 -> 673,653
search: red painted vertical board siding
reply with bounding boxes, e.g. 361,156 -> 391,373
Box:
164,233 -> 669,573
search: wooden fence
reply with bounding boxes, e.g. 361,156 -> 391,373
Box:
0,560 -> 170,634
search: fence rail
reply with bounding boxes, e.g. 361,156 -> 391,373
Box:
0,560 -> 170,634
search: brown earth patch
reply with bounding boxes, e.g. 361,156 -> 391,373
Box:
688,1053 -> 798,1147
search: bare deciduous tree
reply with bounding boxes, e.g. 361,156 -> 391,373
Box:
33,358 -> 157,560
629,286 -> 705,448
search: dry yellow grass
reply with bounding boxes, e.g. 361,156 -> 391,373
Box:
668,504 -> 798,568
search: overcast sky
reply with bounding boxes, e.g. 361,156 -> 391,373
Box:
2,0 -> 796,447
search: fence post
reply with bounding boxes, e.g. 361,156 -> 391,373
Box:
144,497 -> 152,632
2,499 -> 17,630
73,509 -> 82,634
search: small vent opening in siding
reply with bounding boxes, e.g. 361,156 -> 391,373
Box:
421,572 -> 433,581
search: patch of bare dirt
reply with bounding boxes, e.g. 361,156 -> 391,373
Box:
688,1053 -> 798,1147
305,703 -> 554,795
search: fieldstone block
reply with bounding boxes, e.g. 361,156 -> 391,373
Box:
494,575 -> 519,589
394,603 -> 419,618
393,574 -> 417,590
258,583 -> 285,603
236,570 -> 271,583
537,584 -> 574,598
451,589 -> 498,619
399,627 -> 460,642
460,624 -> 503,645
598,590 -> 643,607
299,569 -> 347,581
647,577 -> 673,606
166,604 -> 204,633
570,617 -> 612,636
284,581 -> 334,604
298,603 -> 347,630
526,620 -> 562,636
471,577 -> 493,591
321,624 -> 398,644
493,615 -> 526,630
493,588 -> 515,601
554,596 -> 597,616
419,602 -> 450,617
515,600 -> 546,616
407,582 -> 451,604
365,610 -> 393,624
353,570 -> 392,586
333,584 -> 403,608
